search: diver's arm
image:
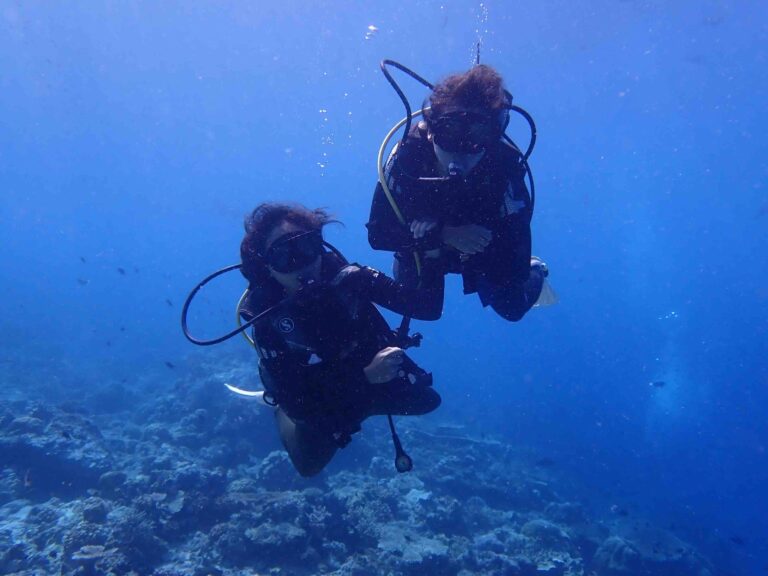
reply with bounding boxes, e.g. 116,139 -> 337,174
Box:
367,182 -> 408,251
332,264 -> 444,320
367,142 -> 444,253
367,182 -> 443,252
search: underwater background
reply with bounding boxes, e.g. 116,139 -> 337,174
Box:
1,1 -> 766,575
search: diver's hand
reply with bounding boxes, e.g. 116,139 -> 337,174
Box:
331,264 -> 363,287
364,347 -> 404,384
442,224 -> 492,254
410,219 -> 438,239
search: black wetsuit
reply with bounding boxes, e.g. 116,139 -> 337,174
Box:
367,122 -> 542,321
240,252 -> 441,445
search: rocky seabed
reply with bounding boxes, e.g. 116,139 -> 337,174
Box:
1,358 -> 717,576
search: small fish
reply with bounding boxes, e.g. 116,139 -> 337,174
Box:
133,267 -> 140,273
730,535 -> 746,546
535,457 -> 556,468
23,469 -> 32,488
649,380 -> 666,388
120,326 -> 125,332
364,24 -> 378,40
117,267 -> 126,275
165,361 -> 176,369
702,14 -> 725,27
165,299 -> 173,307
610,504 -> 629,516
106,340 -> 112,347
77,278 -> 90,286
80,256 -> 86,263
60,430 -> 73,440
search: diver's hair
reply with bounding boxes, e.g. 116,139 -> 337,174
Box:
426,64 -> 508,122
240,202 -> 336,286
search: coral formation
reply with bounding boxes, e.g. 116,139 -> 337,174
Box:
0,358 -> 718,576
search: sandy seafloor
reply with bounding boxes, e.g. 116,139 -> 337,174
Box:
1,349 -> 720,576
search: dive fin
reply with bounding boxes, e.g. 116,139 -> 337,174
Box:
224,383 -> 266,402
534,278 -> 559,307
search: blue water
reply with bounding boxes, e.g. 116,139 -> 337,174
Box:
2,1 -> 766,573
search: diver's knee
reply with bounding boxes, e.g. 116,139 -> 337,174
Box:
490,274 -> 544,321
490,299 -> 529,321
294,459 -> 325,478
393,253 -> 418,285
424,389 -> 442,413
407,388 -> 442,415
489,286 -> 541,320
286,441 -> 336,477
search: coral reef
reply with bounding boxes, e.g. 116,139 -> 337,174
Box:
0,358 -> 719,576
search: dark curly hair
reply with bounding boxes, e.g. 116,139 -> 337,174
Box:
426,64 -> 509,123
240,202 -> 335,286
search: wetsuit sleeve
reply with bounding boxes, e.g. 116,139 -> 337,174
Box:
367,147 -> 443,253
332,264 -> 443,321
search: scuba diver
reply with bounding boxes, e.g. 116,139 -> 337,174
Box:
368,63 -> 554,321
234,202 -> 441,477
